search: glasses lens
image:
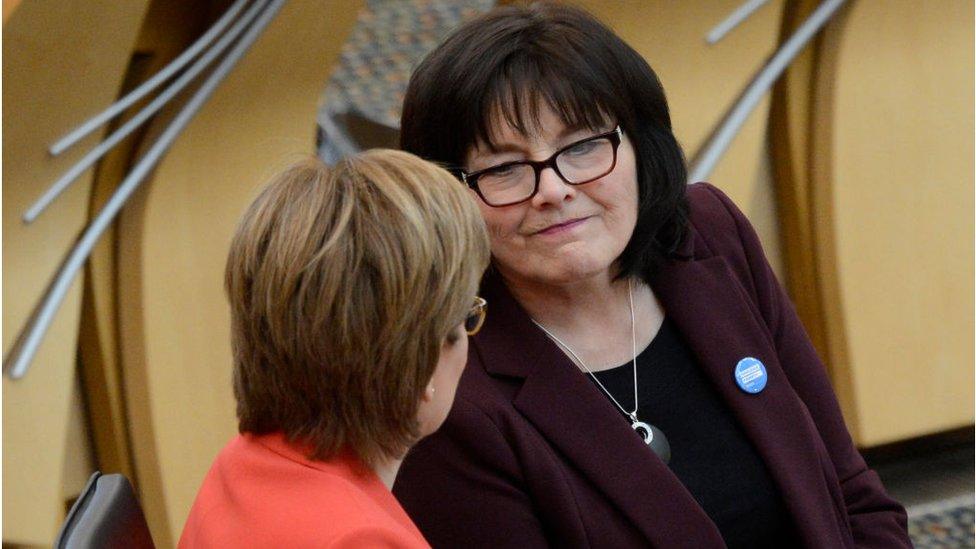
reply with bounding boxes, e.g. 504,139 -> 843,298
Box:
555,137 -> 615,183
476,164 -> 536,206
464,298 -> 486,335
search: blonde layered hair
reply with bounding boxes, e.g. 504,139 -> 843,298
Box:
225,150 -> 489,467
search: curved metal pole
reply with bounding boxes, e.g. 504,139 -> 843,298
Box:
48,0 -> 250,156
706,0 -> 771,44
23,0 -> 270,224
318,103 -> 361,162
3,0 -> 288,380
689,0 -> 846,183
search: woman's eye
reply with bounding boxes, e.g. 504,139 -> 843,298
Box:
564,141 -> 598,156
486,165 -> 517,177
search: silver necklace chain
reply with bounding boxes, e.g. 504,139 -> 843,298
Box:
530,279 -> 640,422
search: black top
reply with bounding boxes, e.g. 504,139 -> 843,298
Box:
591,318 -> 798,549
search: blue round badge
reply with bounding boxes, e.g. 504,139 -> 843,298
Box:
734,357 -> 767,394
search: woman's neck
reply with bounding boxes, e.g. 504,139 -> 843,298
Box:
373,457 -> 403,490
504,269 -> 625,329
500,268 -> 664,371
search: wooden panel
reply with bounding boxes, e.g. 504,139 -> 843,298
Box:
77,0 -> 220,495
579,0 -> 787,276
2,0 -> 23,23
1,0 -> 151,544
829,0 -> 974,445
61,376 -> 96,502
769,0 -> 859,438
116,1 -> 363,544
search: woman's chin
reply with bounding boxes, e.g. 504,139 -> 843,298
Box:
509,261 -> 613,287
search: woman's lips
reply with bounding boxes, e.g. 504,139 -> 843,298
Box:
534,216 -> 591,236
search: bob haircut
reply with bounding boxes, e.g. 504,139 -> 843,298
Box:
400,1 -> 689,278
225,150 -> 490,468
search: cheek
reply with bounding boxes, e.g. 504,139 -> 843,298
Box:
478,207 -> 523,248
612,159 -> 640,216
611,143 -> 640,213
593,175 -> 638,223
442,333 -> 468,378
453,337 -> 468,378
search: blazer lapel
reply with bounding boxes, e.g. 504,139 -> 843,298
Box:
652,254 -> 850,547
475,274 -> 725,548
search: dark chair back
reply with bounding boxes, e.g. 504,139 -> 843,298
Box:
55,472 -> 155,549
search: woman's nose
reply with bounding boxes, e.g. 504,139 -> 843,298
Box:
531,167 -> 575,208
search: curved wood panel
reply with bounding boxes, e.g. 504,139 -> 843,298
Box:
769,0 -> 859,437
117,1 -> 362,544
579,0 -> 787,275
2,0 -> 151,544
79,0 -> 224,497
2,0 -> 23,23
827,0 -> 974,445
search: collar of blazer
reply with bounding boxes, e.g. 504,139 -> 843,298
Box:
470,216 -> 853,547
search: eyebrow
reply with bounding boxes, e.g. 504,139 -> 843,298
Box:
473,123 -> 597,160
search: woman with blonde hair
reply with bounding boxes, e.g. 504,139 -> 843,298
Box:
180,149 -> 489,548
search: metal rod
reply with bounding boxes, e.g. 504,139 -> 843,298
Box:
3,0 -> 288,380
23,0 -> 270,224
688,0 -> 845,184
48,0 -> 250,157
706,0 -> 771,45
318,103 -> 361,162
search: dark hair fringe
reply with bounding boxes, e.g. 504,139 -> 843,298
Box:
400,1 -> 689,280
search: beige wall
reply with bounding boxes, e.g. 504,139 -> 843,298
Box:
2,1 -> 151,544
830,0 -> 974,445
2,0 -> 23,22
580,0 -> 786,276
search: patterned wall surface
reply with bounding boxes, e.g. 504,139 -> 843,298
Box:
318,0 -> 493,162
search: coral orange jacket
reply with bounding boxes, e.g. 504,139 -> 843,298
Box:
180,433 -> 429,548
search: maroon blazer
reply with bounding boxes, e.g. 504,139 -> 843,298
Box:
394,183 -> 910,548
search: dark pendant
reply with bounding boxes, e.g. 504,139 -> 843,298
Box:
632,420 -> 671,464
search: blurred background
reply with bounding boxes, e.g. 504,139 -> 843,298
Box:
3,0 -> 973,546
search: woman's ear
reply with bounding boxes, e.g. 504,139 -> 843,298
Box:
421,384 -> 436,402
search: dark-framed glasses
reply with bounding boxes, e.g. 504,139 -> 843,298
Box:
464,297 -> 487,336
459,126 -> 622,207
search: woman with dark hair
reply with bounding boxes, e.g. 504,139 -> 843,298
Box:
392,3 -> 911,548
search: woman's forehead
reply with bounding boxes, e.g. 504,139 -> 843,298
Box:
474,100 -> 610,153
